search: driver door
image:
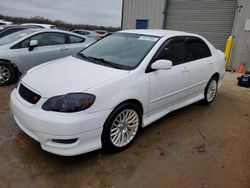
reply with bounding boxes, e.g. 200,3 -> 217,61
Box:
148,37 -> 190,114
11,32 -> 70,72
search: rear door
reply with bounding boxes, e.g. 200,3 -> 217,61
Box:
148,37 -> 191,113
185,36 -> 213,94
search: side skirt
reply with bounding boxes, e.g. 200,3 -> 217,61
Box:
142,93 -> 204,128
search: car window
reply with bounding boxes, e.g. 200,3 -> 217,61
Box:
1,28 -> 24,38
186,37 -> 211,61
79,33 -> 159,69
69,35 -> 85,43
81,31 -> 90,35
156,38 -> 187,66
21,32 -> 66,48
0,29 -> 36,46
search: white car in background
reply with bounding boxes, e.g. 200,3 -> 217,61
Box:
10,29 -> 225,156
21,23 -> 57,29
0,29 -> 95,86
0,19 -> 13,25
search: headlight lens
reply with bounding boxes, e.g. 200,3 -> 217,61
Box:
42,93 -> 95,113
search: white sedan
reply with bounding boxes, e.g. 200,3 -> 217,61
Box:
10,30 -> 225,156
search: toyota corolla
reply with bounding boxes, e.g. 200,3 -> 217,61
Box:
10,30 -> 225,156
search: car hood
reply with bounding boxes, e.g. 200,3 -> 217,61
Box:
22,56 -> 129,98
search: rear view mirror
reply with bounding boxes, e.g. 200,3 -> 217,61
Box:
29,40 -> 38,51
151,60 -> 172,70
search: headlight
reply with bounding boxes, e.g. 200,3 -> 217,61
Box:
42,93 -> 95,113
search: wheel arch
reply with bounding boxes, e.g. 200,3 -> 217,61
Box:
211,72 -> 220,81
114,99 -> 144,115
0,59 -> 21,78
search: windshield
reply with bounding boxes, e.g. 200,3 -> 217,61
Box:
79,33 -> 159,70
0,29 -> 36,46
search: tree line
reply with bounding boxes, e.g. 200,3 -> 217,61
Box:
0,14 -> 120,32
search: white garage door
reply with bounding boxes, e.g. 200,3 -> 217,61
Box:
164,0 -> 237,50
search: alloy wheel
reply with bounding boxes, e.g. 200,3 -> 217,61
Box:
0,65 -> 11,84
110,109 -> 139,147
207,80 -> 218,102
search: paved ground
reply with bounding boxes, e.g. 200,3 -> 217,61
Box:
0,73 -> 249,188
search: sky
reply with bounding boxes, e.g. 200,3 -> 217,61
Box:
0,0 -> 123,27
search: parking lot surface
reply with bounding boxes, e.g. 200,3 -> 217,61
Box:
0,73 -> 249,188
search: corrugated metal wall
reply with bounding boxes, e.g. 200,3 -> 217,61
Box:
230,0 -> 250,70
122,0 -> 165,30
164,0 -> 237,50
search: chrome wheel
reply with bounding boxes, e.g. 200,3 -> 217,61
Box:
0,65 -> 11,84
110,109 -> 139,147
207,80 -> 217,102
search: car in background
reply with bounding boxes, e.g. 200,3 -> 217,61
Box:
94,30 -> 109,38
0,19 -> 13,25
0,25 -> 40,38
10,30 -> 225,156
21,23 -> 57,29
72,29 -> 101,40
0,29 -> 95,86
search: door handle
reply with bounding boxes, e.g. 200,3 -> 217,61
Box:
182,67 -> 190,73
208,60 -> 213,65
60,47 -> 70,51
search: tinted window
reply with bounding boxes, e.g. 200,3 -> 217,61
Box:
1,28 -> 24,38
156,38 -> 187,66
79,33 -> 159,69
186,37 -> 211,61
0,29 -> 36,46
21,32 -> 66,48
69,35 -> 85,43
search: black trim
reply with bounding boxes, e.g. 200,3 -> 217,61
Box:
52,139 -> 78,144
19,84 -> 41,104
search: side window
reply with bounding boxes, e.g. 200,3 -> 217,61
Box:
186,37 -> 211,61
156,38 -> 187,66
2,28 -> 23,37
69,35 -> 85,43
21,38 -> 30,48
81,31 -> 90,35
22,32 -> 66,47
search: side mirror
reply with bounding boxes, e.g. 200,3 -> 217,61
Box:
28,40 -> 38,51
151,60 -> 173,70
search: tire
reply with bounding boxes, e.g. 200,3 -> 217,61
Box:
101,103 -> 142,153
0,64 -> 16,86
200,77 -> 218,105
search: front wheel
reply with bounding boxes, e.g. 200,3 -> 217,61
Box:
101,103 -> 141,153
0,64 -> 16,86
201,77 -> 218,105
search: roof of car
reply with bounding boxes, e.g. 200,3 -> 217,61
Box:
23,28 -> 86,38
119,29 -> 195,37
0,24 -> 40,29
21,23 -> 55,27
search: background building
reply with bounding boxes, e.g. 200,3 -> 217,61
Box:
122,0 -> 250,71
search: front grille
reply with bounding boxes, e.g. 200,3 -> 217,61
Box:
19,84 -> 41,104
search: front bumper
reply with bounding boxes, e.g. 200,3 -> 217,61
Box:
10,89 -> 112,156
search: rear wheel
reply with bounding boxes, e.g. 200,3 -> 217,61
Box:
0,64 -> 16,86
102,103 -> 142,153
201,77 -> 218,105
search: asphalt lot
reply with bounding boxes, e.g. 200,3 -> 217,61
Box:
0,72 -> 249,188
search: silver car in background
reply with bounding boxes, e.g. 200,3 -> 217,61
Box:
72,29 -> 101,40
0,29 -> 95,86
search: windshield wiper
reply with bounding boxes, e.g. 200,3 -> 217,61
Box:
88,57 -> 122,69
78,53 -> 97,63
